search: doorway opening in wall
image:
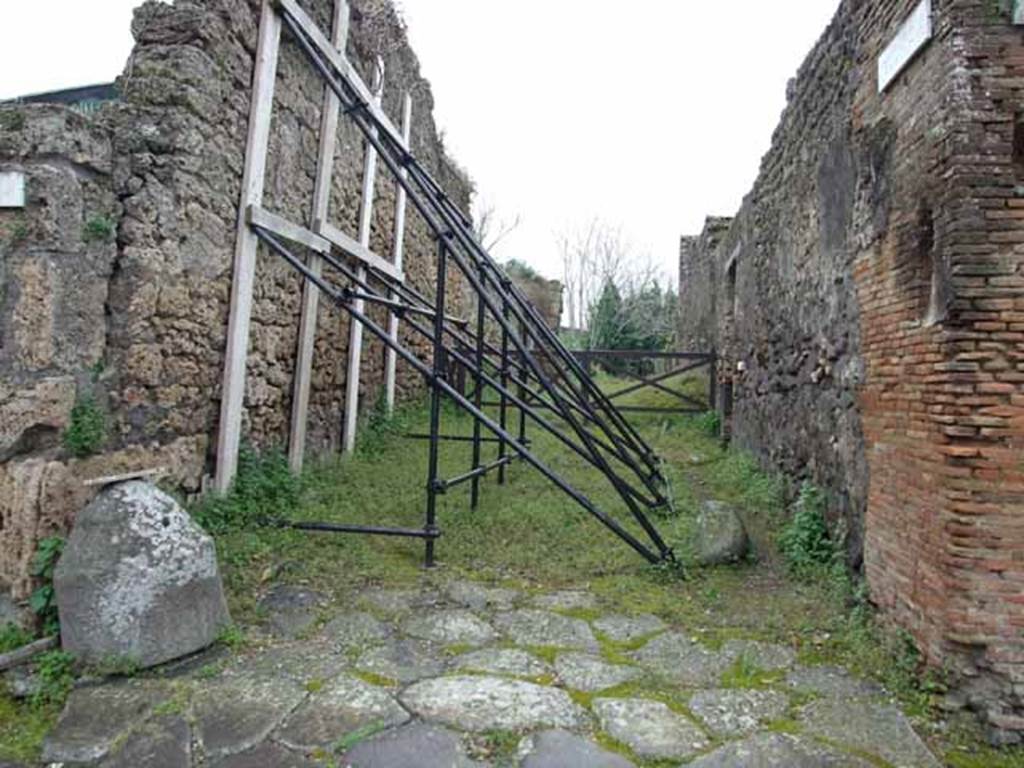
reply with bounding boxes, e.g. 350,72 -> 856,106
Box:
726,257 -> 738,322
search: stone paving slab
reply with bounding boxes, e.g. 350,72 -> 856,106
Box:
356,637 -> 446,683
207,742 -> 320,768
452,647 -> 553,678
233,643 -> 347,687
322,611 -> 391,650
361,587 -> 443,615
592,697 -> 709,760
517,729 -> 636,768
785,665 -> 885,699
631,631 -> 732,687
341,722 -> 484,768
257,586 -> 327,638
687,732 -> 875,767
494,609 -> 599,651
530,590 -> 597,611
554,652 -> 641,692
720,639 -> 796,672
42,680 -> 168,764
446,581 -> 521,611
274,673 -> 409,751
799,698 -> 941,767
688,688 -> 790,737
592,613 -> 666,643
400,675 -> 589,732
401,609 -> 497,646
98,715 -> 190,768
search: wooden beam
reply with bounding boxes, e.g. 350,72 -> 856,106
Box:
314,219 -> 404,283
275,0 -> 407,152
215,0 -> 282,493
342,61 -> 384,454
0,636 -> 57,673
384,93 -> 413,416
247,205 -> 331,254
289,0 -> 350,471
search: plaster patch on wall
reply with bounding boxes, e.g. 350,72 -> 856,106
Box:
878,0 -> 932,92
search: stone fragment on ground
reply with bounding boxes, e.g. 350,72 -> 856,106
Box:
400,675 -> 588,732
452,647 -> 552,678
445,580 -> 521,611
687,732 -> 875,767
207,741 -> 319,768
631,631 -> 731,686
494,609 -> 598,650
274,673 -> 409,751
341,722 -> 483,768
592,697 -> 709,760
554,652 -> 641,692
688,688 -> 790,737
42,680 -> 167,764
517,729 -> 636,768
361,587 -> 442,615
401,609 -> 497,646
257,585 -> 327,638
356,637 -> 446,683
799,698 -> 940,767
97,715 -> 190,768
721,639 -> 796,671
54,481 -> 230,668
192,672 -> 306,760
530,590 -> 596,611
785,665 -> 884,698
696,499 -> 749,566
592,613 -> 666,643
322,611 -> 390,650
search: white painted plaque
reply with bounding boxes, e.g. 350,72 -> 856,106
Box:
1014,0 -> 1024,25
0,171 -> 25,208
878,0 -> 933,93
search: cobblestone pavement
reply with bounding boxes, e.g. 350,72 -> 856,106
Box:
36,580 -> 940,767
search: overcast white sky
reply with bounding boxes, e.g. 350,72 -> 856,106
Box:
1,0 -> 840,283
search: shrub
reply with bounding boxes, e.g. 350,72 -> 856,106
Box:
82,215 -> 115,243
778,481 -> 834,576
29,537 -> 64,636
0,623 -> 33,654
694,410 -> 721,437
63,396 -> 106,458
31,650 -> 75,707
192,444 -> 299,533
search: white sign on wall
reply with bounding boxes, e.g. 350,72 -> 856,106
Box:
0,171 -> 25,208
878,0 -> 933,93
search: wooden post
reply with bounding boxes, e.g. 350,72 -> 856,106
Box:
215,0 -> 282,493
288,0 -> 350,472
384,93 -> 413,416
342,61 -> 384,454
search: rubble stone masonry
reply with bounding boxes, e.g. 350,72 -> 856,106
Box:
0,0 -> 471,597
678,0 -> 1023,737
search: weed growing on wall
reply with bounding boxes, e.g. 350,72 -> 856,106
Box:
0,111 -> 25,132
82,214 -> 115,243
29,537 -> 64,636
63,396 -> 106,458
0,624 -> 33,654
778,481 -> 834,576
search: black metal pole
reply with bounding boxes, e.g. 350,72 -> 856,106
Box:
470,269 -> 486,509
424,239 -> 448,567
498,295 -> 510,484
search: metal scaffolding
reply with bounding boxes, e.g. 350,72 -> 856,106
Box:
216,0 -> 676,567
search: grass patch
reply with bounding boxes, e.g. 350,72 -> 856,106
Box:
0,695 -> 59,763
351,670 -> 398,688
719,654 -> 782,689
82,214 -> 116,243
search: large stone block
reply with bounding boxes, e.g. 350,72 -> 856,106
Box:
54,480 -> 229,668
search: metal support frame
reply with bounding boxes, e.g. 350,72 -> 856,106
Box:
216,0 -> 677,567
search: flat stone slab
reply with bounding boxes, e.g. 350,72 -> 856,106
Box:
721,639 -> 796,672
258,585 -> 326,638
42,680 -> 167,764
799,698 -> 940,767
518,729 -> 636,768
275,673 -> 409,751
97,714 -> 190,768
402,609 -> 497,647
452,648 -> 552,678
494,609 -> 598,650
631,632 -> 731,687
530,590 -> 596,611
207,742 -> 320,768
232,643 -> 347,687
356,637 -> 446,683
687,732 -> 874,767
785,665 -> 884,699
192,673 -> 306,760
592,614 -> 666,643
400,675 -> 588,732
446,581 -> 521,611
689,688 -> 790,737
554,653 -> 641,692
361,587 -> 442,615
342,722 -> 483,768
322,611 -> 390,650
592,697 -> 709,760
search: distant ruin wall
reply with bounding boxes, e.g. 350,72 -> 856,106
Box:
679,0 -> 1024,736
0,0 -> 472,597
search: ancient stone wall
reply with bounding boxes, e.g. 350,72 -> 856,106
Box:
678,0 -> 1024,737
677,217 -> 730,351
0,0 -> 472,598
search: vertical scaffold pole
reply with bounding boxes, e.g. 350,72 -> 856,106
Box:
469,269 -> 487,508
497,295 -> 510,484
424,238 -> 449,567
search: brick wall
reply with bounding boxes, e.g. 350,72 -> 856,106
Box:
679,0 -> 1024,736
